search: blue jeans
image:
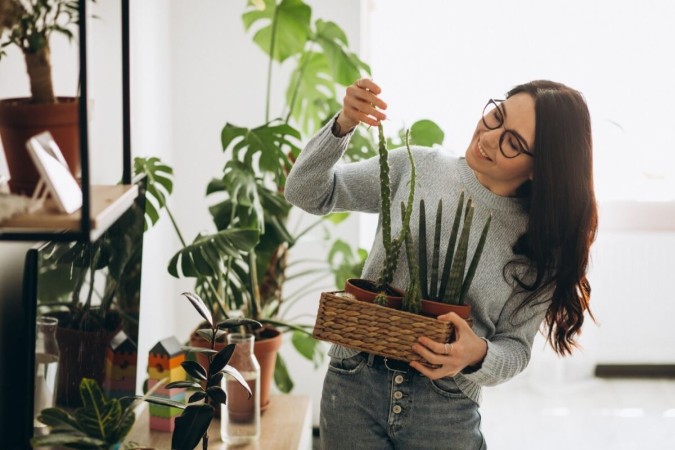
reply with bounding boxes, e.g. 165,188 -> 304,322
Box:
320,352 -> 487,450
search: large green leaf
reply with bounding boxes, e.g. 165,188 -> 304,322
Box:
285,51 -> 336,134
410,119 -> 445,147
328,239 -> 367,288
313,19 -> 371,86
242,0 -> 311,63
221,122 -> 301,185
172,404 -> 214,450
345,122 -> 378,162
31,432 -> 107,449
273,353 -> 293,393
76,379 -> 119,441
168,228 -> 260,278
36,408 -> 82,432
133,156 -> 174,230
291,330 -> 324,368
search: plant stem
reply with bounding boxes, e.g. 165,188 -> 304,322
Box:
164,203 -> 187,247
249,252 -> 262,320
285,46 -> 310,123
265,3 -> 281,122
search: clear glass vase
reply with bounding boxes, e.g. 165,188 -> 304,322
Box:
221,333 -> 260,445
34,316 -> 60,434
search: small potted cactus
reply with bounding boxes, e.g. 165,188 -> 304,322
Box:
344,123 -> 416,308
401,192 -> 492,320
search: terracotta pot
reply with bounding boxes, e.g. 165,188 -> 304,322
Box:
0,97 -> 80,195
189,325 -> 282,413
344,278 -> 403,309
420,300 -> 471,320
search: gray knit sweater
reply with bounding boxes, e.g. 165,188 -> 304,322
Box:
285,118 -> 550,405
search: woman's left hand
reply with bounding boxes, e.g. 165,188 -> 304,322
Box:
409,312 -> 488,379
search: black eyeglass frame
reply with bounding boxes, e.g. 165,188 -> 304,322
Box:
481,99 -> 535,158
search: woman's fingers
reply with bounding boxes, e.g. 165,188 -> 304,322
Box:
340,78 -> 387,128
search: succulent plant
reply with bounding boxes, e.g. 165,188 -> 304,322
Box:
403,192 -> 492,310
373,124 -> 416,305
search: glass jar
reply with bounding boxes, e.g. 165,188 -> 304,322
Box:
221,333 -> 260,445
34,316 -> 60,434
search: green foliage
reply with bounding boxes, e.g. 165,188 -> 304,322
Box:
140,293 -> 261,450
133,157 -> 173,231
31,378 -> 135,449
403,193 -> 492,311
0,0 -> 81,57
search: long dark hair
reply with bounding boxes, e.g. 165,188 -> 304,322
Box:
507,80 -> 598,356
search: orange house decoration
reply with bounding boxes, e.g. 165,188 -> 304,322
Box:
103,331 -> 137,400
147,336 -> 186,432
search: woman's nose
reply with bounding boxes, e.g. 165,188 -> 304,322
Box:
481,129 -> 501,150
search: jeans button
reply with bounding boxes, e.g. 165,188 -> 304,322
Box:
393,405 -> 402,414
394,375 -> 404,384
394,391 -> 403,399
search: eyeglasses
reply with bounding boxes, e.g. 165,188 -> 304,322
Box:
481,99 -> 534,158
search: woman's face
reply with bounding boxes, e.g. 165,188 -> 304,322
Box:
465,93 -> 536,197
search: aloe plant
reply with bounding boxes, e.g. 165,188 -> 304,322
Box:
373,125 -> 416,305
403,193 -> 492,311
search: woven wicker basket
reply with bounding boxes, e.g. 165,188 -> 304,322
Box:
313,291 -> 456,364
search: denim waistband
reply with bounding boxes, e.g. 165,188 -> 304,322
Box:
364,352 -> 419,374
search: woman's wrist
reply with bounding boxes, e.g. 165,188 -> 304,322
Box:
332,113 -> 357,137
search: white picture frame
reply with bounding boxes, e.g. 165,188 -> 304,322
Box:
25,132 -> 82,214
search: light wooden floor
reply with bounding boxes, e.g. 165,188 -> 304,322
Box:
481,377 -> 675,450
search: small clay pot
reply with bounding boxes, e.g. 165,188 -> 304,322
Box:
344,278 -> 403,309
420,300 -> 471,319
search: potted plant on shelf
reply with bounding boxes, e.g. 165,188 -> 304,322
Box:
0,0 -> 83,195
31,378 -> 140,449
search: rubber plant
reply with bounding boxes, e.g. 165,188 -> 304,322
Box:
140,293 -> 261,450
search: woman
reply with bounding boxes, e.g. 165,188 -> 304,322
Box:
285,79 -> 597,449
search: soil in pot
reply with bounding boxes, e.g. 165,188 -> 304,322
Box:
344,278 -> 404,309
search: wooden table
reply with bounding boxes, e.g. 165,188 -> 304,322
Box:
124,395 -> 312,450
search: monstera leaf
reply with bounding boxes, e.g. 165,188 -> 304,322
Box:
134,156 -> 174,230
410,120 -> 445,147
242,0 -> 311,63
313,19 -> 370,86
168,228 -> 260,278
286,51 -> 337,134
221,121 -> 301,185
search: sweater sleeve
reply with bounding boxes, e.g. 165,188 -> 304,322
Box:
458,287 -> 550,387
284,115 -> 382,215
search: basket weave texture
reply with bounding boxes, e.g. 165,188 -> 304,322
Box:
313,291 -> 454,364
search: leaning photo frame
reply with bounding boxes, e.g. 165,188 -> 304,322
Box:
25,132 -> 82,214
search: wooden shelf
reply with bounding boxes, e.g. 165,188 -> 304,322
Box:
124,395 -> 313,450
1,184 -> 138,239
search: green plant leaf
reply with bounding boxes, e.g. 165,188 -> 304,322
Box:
210,343 -> 236,374
314,19 -> 371,86
188,391 -> 207,403
291,330 -> 323,368
221,121 -> 301,185
285,51 -> 336,134
182,360 -> 208,381
133,156 -> 174,230
206,386 -> 227,405
31,432 -> 107,449
76,378 -> 117,441
183,346 -> 218,355
345,123 -> 378,161
36,408 -> 82,432
217,318 -> 263,330
168,228 -> 260,278
142,396 -> 188,410
409,119 -> 445,147
196,328 -> 227,343
242,0 -> 311,62
166,381 -> 204,390
222,365 -> 253,397
172,404 -> 214,450
182,292 -> 214,329
208,372 -> 224,388
273,353 -> 293,393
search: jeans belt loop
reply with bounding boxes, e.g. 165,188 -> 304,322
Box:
366,352 -> 376,367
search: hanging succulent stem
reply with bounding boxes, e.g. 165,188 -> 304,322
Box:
374,125 -> 416,305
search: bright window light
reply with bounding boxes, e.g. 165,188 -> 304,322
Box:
364,0 -> 675,202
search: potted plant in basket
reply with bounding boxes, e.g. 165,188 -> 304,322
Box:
313,124 -> 493,366
0,0 -> 84,195
401,192 -> 492,322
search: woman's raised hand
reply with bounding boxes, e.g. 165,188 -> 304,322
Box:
337,78 -> 388,132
